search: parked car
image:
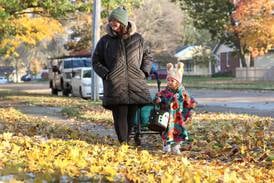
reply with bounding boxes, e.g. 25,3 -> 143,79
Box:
0,76 -> 8,84
21,74 -> 32,81
71,68 -> 103,99
48,56 -> 91,96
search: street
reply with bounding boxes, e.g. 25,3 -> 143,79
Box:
1,82 -> 274,117
189,89 -> 274,118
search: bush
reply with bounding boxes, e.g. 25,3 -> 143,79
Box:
212,71 -> 233,77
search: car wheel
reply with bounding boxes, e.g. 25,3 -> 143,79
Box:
51,88 -> 58,95
79,87 -> 85,99
62,89 -> 69,96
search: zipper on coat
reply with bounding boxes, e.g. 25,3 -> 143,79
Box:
121,39 -> 130,103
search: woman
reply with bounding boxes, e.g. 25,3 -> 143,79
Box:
92,7 -> 152,143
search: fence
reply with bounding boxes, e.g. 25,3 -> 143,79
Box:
236,66 -> 274,81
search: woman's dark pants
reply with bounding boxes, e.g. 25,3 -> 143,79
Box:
112,104 -> 138,143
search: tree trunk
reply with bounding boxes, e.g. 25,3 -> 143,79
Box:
250,55 -> 255,67
239,51 -> 247,67
234,36 -> 247,67
15,59 -> 18,83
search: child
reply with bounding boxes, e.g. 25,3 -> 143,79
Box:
154,62 -> 191,154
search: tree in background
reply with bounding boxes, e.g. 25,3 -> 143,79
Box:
133,0 -> 213,65
133,0 -> 183,55
60,0 -> 214,66
30,58 -> 42,77
64,0 -> 144,52
177,0 -> 274,67
0,17 -> 63,58
0,0 -> 89,81
0,0 -> 89,57
230,0 -> 274,66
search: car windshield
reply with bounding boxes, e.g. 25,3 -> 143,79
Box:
83,70 -> 91,78
73,59 -> 91,68
63,59 -> 91,69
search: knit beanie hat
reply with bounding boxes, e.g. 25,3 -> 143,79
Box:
108,7 -> 128,27
166,62 -> 184,83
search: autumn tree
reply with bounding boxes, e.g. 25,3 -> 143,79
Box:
177,0 -> 274,67
133,0 -> 213,65
64,0 -> 144,52
30,58 -> 42,76
231,0 -> 274,66
64,0 -> 214,66
0,0 -> 89,57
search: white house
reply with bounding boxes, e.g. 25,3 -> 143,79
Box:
174,45 -> 213,76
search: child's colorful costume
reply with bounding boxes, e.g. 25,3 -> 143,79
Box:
157,85 -> 189,146
155,62 -> 197,154
182,88 -> 197,122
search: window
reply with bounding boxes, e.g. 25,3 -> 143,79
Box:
73,70 -> 81,78
64,60 -> 73,69
184,62 -> 193,72
83,70 -> 91,78
72,59 -> 91,68
63,58 -> 91,69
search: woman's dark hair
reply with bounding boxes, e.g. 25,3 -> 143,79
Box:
120,23 -> 128,34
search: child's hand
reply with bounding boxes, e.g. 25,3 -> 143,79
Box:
154,97 -> 161,104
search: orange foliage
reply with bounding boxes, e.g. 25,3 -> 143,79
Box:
231,0 -> 274,57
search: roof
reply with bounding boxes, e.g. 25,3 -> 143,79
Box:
174,46 -> 203,60
49,50 -> 92,60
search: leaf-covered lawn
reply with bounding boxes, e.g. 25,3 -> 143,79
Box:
0,91 -> 273,182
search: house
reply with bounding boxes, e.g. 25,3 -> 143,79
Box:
244,49 -> 274,81
254,49 -> 274,67
213,43 -> 274,80
174,45 -> 213,76
213,44 -> 241,76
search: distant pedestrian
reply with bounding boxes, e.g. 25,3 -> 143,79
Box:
150,60 -> 161,91
92,7 -> 152,144
150,62 -> 159,80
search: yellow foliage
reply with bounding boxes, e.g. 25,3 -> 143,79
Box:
0,94 -> 273,182
0,15 -> 63,58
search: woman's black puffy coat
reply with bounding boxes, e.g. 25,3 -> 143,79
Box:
92,22 -> 152,108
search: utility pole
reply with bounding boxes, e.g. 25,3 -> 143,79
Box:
91,0 -> 101,100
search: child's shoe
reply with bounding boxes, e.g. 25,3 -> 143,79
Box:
172,144 -> 181,155
163,144 -> 171,153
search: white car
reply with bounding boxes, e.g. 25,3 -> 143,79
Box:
0,76 -> 8,84
71,68 -> 103,99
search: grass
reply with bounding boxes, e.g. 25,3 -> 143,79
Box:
148,76 -> 274,90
